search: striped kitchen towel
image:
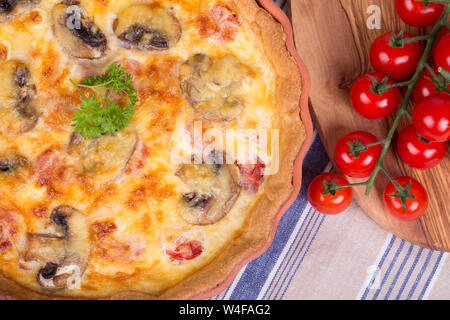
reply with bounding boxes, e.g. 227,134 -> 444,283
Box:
211,0 -> 449,300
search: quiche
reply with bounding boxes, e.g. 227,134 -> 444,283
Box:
0,0 -> 304,299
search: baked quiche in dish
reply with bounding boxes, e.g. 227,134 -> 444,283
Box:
0,0 -> 304,299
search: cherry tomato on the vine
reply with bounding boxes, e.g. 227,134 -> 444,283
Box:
397,125 -> 446,170
384,176 -> 428,221
432,26 -> 449,58
434,33 -> 450,71
370,31 -> 422,80
412,67 -> 450,103
350,73 -> 402,119
334,131 -> 383,178
395,0 -> 445,27
413,93 -> 450,142
308,173 -> 353,215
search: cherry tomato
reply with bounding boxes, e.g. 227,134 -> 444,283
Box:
166,240 -> 203,261
432,26 -> 449,58
308,173 -> 353,215
412,67 -> 450,103
384,176 -> 428,221
350,73 -> 402,119
434,33 -> 450,71
397,125 -> 446,170
413,93 -> 450,142
395,0 -> 445,27
334,131 -> 383,178
370,31 -> 422,80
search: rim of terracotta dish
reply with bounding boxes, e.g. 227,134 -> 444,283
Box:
190,0 -> 314,300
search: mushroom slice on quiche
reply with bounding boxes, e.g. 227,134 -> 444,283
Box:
0,60 -> 38,135
25,206 -> 91,291
68,129 -> 138,185
113,4 -> 181,51
0,152 -> 31,186
52,0 -> 107,59
176,152 -> 241,225
180,54 -> 250,122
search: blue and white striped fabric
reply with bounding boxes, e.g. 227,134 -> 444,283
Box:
211,0 -> 449,300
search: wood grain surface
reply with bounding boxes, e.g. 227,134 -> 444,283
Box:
291,0 -> 449,251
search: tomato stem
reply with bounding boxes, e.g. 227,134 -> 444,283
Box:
364,140 -> 387,147
389,31 -> 429,49
365,2 -> 450,196
406,109 -> 413,118
322,179 -> 368,195
369,74 -> 392,95
424,64 -> 450,93
439,67 -> 450,81
380,166 -> 402,190
425,63 -> 438,78
402,34 -> 431,45
380,167 -> 417,215
370,75 -> 411,95
417,132 -> 432,144
346,139 -> 386,158
388,80 -> 413,88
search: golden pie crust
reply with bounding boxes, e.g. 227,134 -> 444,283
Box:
0,0 -> 304,300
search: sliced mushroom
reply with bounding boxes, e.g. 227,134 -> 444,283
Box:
52,1 -> 107,59
50,205 -> 91,264
113,4 -> 181,51
25,205 -> 91,291
180,54 -> 249,121
25,234 -> 66,263
0,60 -> 38,134
176,152 -> 241,225
68,129 -> 138,184
0,153 -> 29,177
0,153 -> 31,190
0,0 -> 16,13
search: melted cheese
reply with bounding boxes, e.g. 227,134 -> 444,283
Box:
0,0 -> 278,298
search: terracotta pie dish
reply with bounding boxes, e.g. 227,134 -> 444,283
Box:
190,0 -> 313,300
0,0 -> 312,300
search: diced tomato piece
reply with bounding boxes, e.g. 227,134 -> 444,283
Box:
199,3 -> 241,42
0,240 -> 11,252
236,158 -> 266,194
35,148 -> 67,186
166,240 -> 203,261
0,210 -> 17,253
95,237 -> 146,264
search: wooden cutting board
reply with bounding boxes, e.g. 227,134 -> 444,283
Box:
291,0 -> 449,251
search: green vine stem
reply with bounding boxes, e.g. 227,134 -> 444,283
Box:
370,74 -> 412,94
417,0 -> 450,4
401,34 -> 431,45
364,2 -> 450,195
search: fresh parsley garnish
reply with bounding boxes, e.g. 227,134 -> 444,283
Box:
70,63 -> 138,139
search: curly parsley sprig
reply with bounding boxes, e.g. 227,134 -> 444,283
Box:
70,63 -> 139,139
